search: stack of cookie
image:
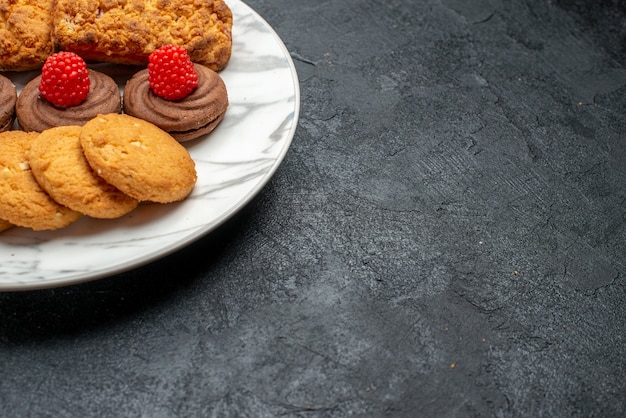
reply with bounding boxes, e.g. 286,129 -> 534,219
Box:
0,114 -> 197,232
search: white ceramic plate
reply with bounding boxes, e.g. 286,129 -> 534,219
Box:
0,0 -> 299,291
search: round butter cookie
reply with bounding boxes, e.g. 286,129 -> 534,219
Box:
28,126 -> 139,219
79,114 -> 197,203
0,131 -> 82,231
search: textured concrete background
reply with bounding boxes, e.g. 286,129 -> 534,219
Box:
1,0 -> 624,416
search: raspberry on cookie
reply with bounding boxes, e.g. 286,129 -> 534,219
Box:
123,45 -> 228,142
148,45 -> 199,101
16,52 -> 121,132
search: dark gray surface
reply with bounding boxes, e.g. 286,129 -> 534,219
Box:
1,0 -> 624,416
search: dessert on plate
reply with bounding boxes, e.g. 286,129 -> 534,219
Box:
123,45 -> 228,142
16,52 -> 121,132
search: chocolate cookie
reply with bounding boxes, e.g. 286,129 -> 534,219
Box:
16,69 -> 121,132
0,75 -> 17,132
123,64 -> 228,142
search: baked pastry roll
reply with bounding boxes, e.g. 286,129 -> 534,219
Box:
52,0 -> 233,71
0,0 -> 55,71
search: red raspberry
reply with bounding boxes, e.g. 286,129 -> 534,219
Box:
38,52 -> 91,108
148,45 -> 199,100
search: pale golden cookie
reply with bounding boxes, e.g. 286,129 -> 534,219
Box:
28,126 -> 139,219
0,131 -> 81,230
79,114 -> 197,203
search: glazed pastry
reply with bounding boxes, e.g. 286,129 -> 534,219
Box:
0,75 -> 17,132
124,63 -> 228,142
16,69 -> 121,132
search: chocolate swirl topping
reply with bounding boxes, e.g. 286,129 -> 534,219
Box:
16,70 -> 121,133
0,75 -> 17,132
123,64 -> 228,141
